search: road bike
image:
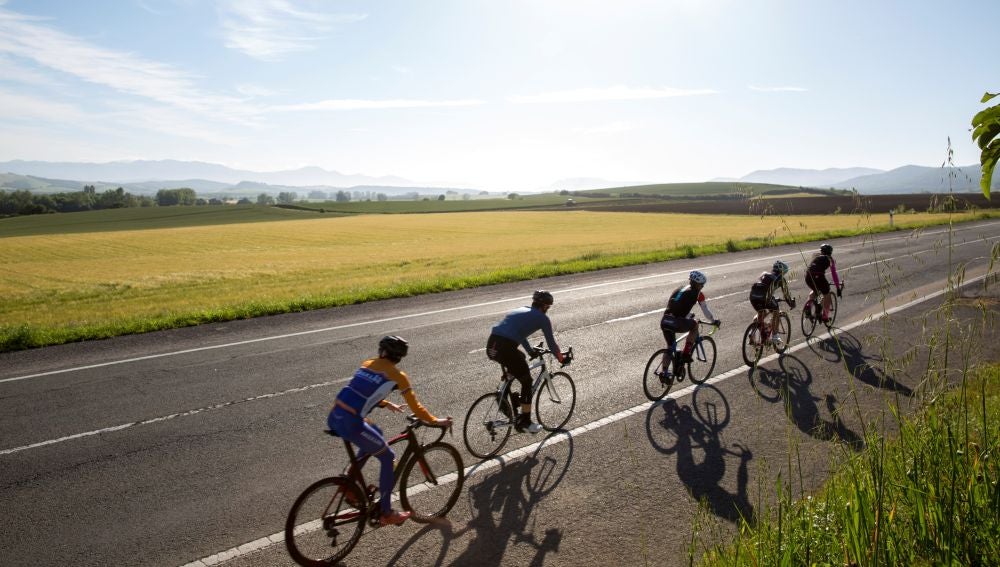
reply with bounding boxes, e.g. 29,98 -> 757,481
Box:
285,415 -> 464,566
741,298 -> 793,367
462,344 -> 575,460
800,284 -> 842,337
642,319 -> 719,401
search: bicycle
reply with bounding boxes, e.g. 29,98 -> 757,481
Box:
462,344 -> 575,460
285,415 -> 464,566
642,319 -> 719,401
741,298 -> 793,367
800,284 -> 842,337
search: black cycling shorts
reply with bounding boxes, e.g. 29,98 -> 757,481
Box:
486,334 -> 532,404
660,314 -> 696,346
805,272 -> 831,296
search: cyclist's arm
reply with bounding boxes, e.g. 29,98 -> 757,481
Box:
539,317 -> 564,362
393,372 -> 437,423
697,299 -> 716,322
780,278 -> 793,301
829,258 -> 841,287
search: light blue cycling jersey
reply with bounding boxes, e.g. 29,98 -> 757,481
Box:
490,306 -> 559,352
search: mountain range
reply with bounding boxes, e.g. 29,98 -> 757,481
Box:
728,164 -> 996,194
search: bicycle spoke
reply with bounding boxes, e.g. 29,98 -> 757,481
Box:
462,392 -> 513,459
643,349 -> 674,400
400,443 -> 464,522
535,372 -> 576,431
285,477 -> 365,566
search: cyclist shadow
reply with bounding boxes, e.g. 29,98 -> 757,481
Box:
645,388 -> 754,525
752,354 -> 864,451
807,330 -> 914,396
391,435 -> 574,566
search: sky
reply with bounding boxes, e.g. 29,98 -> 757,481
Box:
0,0 -> 996,191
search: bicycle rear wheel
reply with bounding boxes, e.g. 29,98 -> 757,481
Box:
399,442 -> 465,522
535,371 -> 576,431
643,348 -> 674,401
285,476 -> 365,567
462,392 -> 513,459
686,336 -> 717,384
800,300 -> 817,337
741,322 -> 764,367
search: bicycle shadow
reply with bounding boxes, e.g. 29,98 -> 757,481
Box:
645,389 -> 754,525
806,329 -> 914,396
753,354 -> 864,451
392,434 -> 574,566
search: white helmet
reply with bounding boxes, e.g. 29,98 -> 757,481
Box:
689,270 -> 707,285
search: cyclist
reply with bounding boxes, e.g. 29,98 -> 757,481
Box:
748,260 -> 796,347
805,243 -> 842,322
487,290 -> 568,434
661,271 -> 721,377
327,335 -> 452,527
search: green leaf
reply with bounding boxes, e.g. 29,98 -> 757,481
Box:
981,91 -> 999,104
981,145 -> 998,200
972,119 -> 1000,150
971,105 -> 1000,128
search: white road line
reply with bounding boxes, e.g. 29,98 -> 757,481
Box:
179,272 -> 990,567
5,223 -> 997,385
0,378 -> 350,456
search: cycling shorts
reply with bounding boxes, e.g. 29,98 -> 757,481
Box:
486,334 -> 532,403
805,272 -> 831,296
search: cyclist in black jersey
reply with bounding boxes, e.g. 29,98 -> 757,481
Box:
805,243 -> 842,322
748,260 -> 795,347
661,270 -> 720,377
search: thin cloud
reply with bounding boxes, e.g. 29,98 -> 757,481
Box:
217,0 -> 367,61
0,87 -> 87,121
749,85 -> 808,92
510,86 -> 718,104
274,98 -> 486,111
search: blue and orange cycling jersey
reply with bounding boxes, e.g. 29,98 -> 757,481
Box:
333,357 -> 436,422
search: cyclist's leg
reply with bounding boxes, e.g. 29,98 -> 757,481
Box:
337,415 -> 396,516
816,276 -> 832,319
660,316 -> 681,372
681,320 -> 698,361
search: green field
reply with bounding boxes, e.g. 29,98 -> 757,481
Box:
1,205 -> 991,351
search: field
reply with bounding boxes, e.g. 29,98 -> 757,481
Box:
1,207 -> 990,350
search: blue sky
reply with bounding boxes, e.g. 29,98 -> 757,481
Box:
0,0 -> 995,190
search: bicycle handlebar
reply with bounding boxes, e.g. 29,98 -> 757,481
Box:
532,343 -> 574,366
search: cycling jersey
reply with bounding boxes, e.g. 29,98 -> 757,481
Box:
749,272 -> 790,311
807,254 -> 841,287
333,357 -> 436,423
490,306 -> 560,353
664,285 -> 716,320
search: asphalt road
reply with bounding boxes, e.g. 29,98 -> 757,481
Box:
2,219 -> 998,567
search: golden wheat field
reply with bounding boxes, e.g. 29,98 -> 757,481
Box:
0,210 -> 977,331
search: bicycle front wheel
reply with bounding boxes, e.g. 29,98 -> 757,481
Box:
774,312 -> 791,354
285,476 -> 365,567
643,349 -> 674,401
399,442 -> 465,522
825,293 -> 839,328
741,322 -> 764,367
535,371 -> 576,431
462,392 -> 513,459
687,336 -> 717,384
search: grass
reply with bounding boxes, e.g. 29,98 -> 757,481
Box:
697,362 -> 1000,566
0,209 -> 994,351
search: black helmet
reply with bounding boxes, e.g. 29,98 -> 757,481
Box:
820,243 -> 833,256
532,290 -> 554,305
378,335 -> 409,361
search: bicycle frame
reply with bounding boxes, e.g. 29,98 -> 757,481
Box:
670,320 -> 718,363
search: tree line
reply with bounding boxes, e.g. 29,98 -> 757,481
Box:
0,186 -> 256,217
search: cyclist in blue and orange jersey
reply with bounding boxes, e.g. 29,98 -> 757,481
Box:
487,290 -> 568,434
661,271 -> 721,377
328,335 -> 452,527
749,260 -> 796,347
805,243 -> 842,322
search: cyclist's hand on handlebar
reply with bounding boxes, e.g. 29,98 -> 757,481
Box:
529,347 -> 544,359
434,416 -> 453,429
837,285 -> 843,298
384,401 -> 404,414
712,319 -> 721,328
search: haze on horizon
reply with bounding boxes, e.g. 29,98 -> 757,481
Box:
0,0 -> 994,191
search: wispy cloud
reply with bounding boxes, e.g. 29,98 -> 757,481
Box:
273,98 -> 485,111
0,87 -> 87,121
217,0 -> 366,61
748,85 -> 808,92
510,86 -> 718,104
0,6 -> 260,124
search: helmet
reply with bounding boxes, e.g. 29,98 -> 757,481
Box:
378,335 -> 409,360
689,270 -> 707,285
532,290 -> 554,305
820,243 -> 833,256
772,260 -> 789,275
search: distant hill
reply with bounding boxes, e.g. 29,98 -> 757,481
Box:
543,177 -> 651,192
0,159 -> 417,188
831,164 -> 998,194
738,167 -> 884,187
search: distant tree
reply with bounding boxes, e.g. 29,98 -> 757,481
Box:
972,91 -> 999,199
479,190 -> 490,195
237,197 -> 252,205
308,190 -> 328,200
195,198 -> 208,205
376,193 -> 388,201
277,191 -> 298,204
437,194 -> 446,201
257,193 -> 275,205
335,190 -> 350,202
507,193 -> 519,200
156,188 -> 196,206
209,198 -> 224,205
462,193 -> 470,200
